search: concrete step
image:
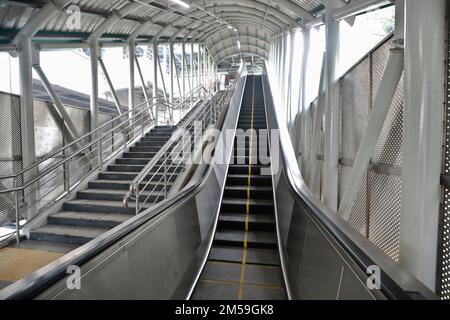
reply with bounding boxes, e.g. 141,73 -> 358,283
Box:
89,179 -> 173,191
48,211 -> 130,229
78,188 -> 165,202
63,199 -> 140,214
30,225 -> 107,245
98,171 -> 179,181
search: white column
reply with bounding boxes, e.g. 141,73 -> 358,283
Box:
300,29 -> 311,173
18,38 -> 37,220
322,1 -> 341,211
400,0 -> 446,291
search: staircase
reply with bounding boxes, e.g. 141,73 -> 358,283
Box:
191,76 -> 287,300
26,103 -> 201,249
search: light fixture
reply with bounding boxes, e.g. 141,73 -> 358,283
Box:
227,25 -> 233,30
169,0 -> 190,9
237,40 -> 241,49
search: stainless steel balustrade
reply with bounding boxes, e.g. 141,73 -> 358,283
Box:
0,86 -> 205,246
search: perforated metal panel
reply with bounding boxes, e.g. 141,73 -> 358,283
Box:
338,36 -> 403,261
0,92 -> 22,227
368,172 -> 401,261
438,6 -> 450,300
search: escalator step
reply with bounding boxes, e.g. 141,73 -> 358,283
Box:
201,261 -> 284,287
209,246 -> 280,266
214,230 -> 277,248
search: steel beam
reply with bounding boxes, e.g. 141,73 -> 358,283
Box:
98,57 -> 123,115
33,65 -> 81,143
333,0 -> 391,21
134,56 -> 153,119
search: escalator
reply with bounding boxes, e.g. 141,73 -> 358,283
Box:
191,76 -> 287,300
0,70 -> 435,300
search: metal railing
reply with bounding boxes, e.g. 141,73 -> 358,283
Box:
0,86 -> 205,245
123,84 -> 236,214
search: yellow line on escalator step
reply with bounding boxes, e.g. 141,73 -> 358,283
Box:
238,77 -> 256,300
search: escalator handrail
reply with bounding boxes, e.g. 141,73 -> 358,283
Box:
261,70 -> 436,300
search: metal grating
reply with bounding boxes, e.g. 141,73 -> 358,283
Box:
0,92 -> 22,227
338,35 -> 403,262
339,57 -> 371,160
368,172 -> 401,261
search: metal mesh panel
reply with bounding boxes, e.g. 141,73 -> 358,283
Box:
0,92 -> 22,226
439,8 -> 450,299
368,172 -> 401,261
440,188 -> 450,299
339,57 -> 371,160
374,76 -> 404,166
337,35 -> 403,262
339,165 -> 367,236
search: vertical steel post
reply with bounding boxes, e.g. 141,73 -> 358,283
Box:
153,41 -> 159,124
18,38 -> 37,221
90,42 -> 99,132
198,42 -> 202,95
191,42 -> 195,92
323,1 -> 341,211
129,39 -> 135,119
400,0 -> 446,291
299,29 -> 311,173
169,41 -> 174,104
182,42 -> 186,98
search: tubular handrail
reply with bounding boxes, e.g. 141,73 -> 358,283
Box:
0,86 -> 206,185
123,93 -> 216,212
0,84 -> 208,245
122,82 -> 237,213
